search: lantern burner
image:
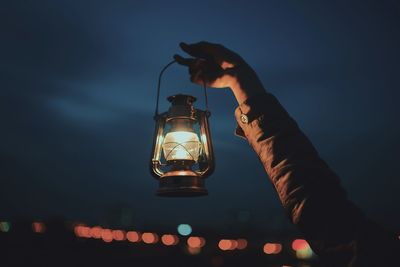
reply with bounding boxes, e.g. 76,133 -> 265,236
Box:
157,175 -> 207,197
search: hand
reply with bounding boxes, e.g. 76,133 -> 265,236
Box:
174,41 -> 266,104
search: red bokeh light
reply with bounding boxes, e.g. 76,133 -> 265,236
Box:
32,222 -> 46,234
291,239 -> 309,251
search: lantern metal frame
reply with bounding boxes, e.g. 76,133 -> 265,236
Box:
149,60 -> 215,197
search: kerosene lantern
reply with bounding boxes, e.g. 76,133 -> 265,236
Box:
150,61 -> 215,197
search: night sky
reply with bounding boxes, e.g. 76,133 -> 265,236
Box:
1,0 -> 399,233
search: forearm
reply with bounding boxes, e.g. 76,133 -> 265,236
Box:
233,88 -> 399,265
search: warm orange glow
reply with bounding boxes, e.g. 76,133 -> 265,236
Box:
187,246 -> 201,255
81,226 -> 90,238
291,239 -> 309,251
142,232 -> 159,244
74,225 -> 81,236
112,230 -> 126,241
90,226 -> 102,239
263,243 -> 282,254
199,237 -> 206,247
127,231 -> 141,243
218,239 -> 232,251
187,236 -> 205,248
236,239 -> 248,250
74,225 -> 91,238
229,240 -> 238,250
161,234 -> 179,246
32,222 -> 46,234
101,229 -> 113,243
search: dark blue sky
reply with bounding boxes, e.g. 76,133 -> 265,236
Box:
1,0 -> 399,233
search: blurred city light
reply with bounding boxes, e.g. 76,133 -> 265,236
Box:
296,247 -> 314,260
291,239 -> 309,251
127,231 -> 141,243
218,239 -> 238,251
0,221 -> 11,232
177,224 -> 192,236
236,239 -> 248,250
74,225 -> 91,238
187,245 -> 201,255
187,236 -> 206,248
263,243 -> 282,254
112,230 -> 126,241
142,232 -> 159,244
161,234 -> 179,246
32,222 -> 46,234
101,229 -> 113,243
90,226 -> 102,239
291,239 -> 314,259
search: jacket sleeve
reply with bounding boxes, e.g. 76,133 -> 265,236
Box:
234,92 -> 399,266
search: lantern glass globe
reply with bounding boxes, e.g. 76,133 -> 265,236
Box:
162,131 -> 201,161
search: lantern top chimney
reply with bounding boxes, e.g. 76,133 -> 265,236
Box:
167,94 -> 196,106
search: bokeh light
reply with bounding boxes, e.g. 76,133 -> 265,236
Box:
142,232 -> 159,244
127,231 -> 141,243
187,236 -> 205,248
291,239 -> 309,251
32,222 -> 46,234
89,226 -> 102,239
263,243 -> 282,254
292,239 -> 314,259
74,225 -> 91,238
218,239 -> 232,251
101,229 -> 113,243
177,224 -> 192,236
236,239 -> 248,250
187,246 -> 201,255
161,234 -> 179,246
112,230 -> 126,241
0,221 -> 11,232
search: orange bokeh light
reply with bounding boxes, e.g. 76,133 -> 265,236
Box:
127,231 -> 141,243
74,225 -> 91,238
236,239 -> 248,250
142,232 -> 159,244
32,222 -> 46,234
187,236 -> 205,248
218,239 -> 233,251
263,243 -> 282,254
112,230 -> 126,241
101,229 -> 113,243
291,239 -> 309,251
161,234 -> 178,246
229,240 -> 238,250
90,226 -> 102,239
187,246 -> 201,255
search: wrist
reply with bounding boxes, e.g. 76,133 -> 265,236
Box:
229,65 -> 266,105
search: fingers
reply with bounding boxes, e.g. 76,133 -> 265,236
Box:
173,54 -> 192,66
179,42 -> 214,59
179,41 -> 243,67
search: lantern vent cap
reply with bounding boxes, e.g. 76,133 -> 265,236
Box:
167,94 -> 197,106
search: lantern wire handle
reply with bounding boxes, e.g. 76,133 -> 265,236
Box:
203,80 -> 209,113
155,60 -> 176,118
154,59 -> 210,118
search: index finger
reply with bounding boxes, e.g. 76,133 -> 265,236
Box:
180,41 -> 221,59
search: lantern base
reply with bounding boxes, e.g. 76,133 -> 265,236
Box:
157,176 -> 208,197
